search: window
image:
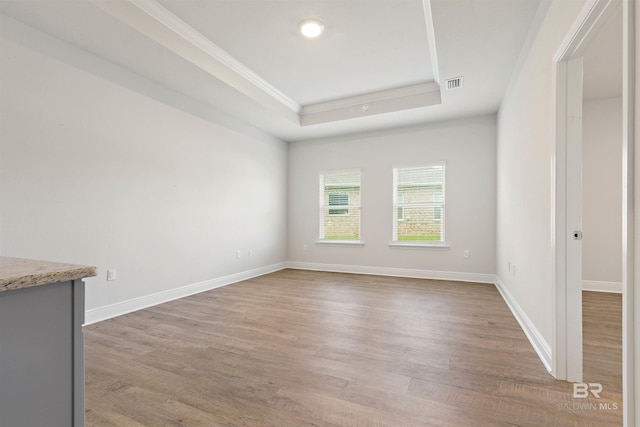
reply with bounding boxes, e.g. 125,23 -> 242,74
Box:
397,194 -> 405,220
319,169 -> 361,241
392,163 -> 445,244
328,194 -> 349,215
433,193 -> 443,220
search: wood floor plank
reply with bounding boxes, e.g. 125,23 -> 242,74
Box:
583,291 -> 623,397
84,269 -> 622,426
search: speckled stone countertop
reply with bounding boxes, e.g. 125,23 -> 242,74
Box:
0,257 -> 97,292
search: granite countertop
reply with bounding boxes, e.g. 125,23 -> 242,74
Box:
0,257 -> 97,292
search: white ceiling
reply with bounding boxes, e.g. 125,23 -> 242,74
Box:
0,0 -> 542,142
156,0 -> 435,106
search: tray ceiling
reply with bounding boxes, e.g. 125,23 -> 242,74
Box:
0,0 -> 542,141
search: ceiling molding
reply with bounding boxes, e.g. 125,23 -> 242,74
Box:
128,0 -> 301,112
554,0 -> 619,61
88,0 -> 444,128
89,0 -> 301,122
422,0 -> 440,84
301,82 -> 440,114
0,0 -> 547,138
300,82 -> 442,126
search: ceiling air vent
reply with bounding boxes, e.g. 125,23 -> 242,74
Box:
446,77 -> 463,90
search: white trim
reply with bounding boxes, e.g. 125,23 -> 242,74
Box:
129,0 -> 300,108
286,261 -> 495,284
388,242 -> 450,249
422,0 -> 440,84
300,82 -> 440,115
582,280 -> 623,293
392,160 -> 449,170
128,0 -> 301,113
84,262 -> 287,325
300,83 -> 441,126
552,0 -> 620,383
494,276 -> 553,373
89,0 -> 300,122
554,0 -> 620,62
90,0 -> 445,126
623,1 -> 637,425
315,240 -> 365,247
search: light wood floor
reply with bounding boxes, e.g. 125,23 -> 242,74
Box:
84,270 -> 622,426
583,291 -> 622,406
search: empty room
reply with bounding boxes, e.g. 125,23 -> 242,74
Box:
0,0 -> 638,426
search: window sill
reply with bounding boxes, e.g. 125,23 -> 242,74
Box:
316,240 -> 365,247
388,242 -> 450,249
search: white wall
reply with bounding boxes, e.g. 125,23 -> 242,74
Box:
496,0 -> 586,353
582,97 -> 622,287
0,31 -> 288,314
288,115 -> 496,279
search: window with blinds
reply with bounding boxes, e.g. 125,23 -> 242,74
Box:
319,169 -> 361,240
392,164 -> 445,244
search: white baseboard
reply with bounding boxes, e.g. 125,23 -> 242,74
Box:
84,262 -> 287,325
286,261 -> 496,284
494,276 -> 553,373
582,280 -> 622,293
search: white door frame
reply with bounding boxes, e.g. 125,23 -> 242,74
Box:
553,0 -> 618,383
553,0 -> 636,425
622,0 -> 636,424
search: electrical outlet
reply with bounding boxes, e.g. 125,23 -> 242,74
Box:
106,269 -> 116,281
236,250 -> 242,259
463,250 -> 470,259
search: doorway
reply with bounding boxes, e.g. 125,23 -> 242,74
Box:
553,0 -> 634,425
581,3 -> 623,407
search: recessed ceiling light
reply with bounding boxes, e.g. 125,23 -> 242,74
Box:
299,19 -> 324,39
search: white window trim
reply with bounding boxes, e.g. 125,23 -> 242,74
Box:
392,162 -> 446,245
388,242 -> 450,249
318,168 -> 362,243
316,240 -> 365,247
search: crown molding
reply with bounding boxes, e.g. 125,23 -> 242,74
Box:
128,0 -> 301,112
300,82 -> 441,126
301,82 -> 440,114
89,0 -> 444,128
422,0 -> 440,84
90,0 -> 301,122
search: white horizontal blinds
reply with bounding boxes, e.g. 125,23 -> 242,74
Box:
392,164 -> 445,243
319,169 -> 361,240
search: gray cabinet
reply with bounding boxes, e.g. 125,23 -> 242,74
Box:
0,279 -> 86,427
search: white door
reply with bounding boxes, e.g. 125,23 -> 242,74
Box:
565,56 -> 584,383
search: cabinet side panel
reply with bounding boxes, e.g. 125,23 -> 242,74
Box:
0,281 -> 73,427
73,279 -> 85,427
